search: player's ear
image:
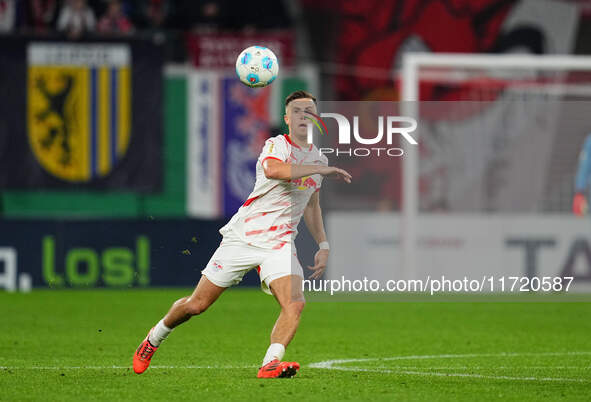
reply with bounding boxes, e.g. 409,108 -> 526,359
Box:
284,113 -> 289,125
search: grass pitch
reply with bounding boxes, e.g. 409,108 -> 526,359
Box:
1,289 -> 590,401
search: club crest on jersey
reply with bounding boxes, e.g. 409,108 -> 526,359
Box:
27,43 -> 132,182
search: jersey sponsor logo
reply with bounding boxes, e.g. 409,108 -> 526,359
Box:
291,175 -> 318,190
27,43 -> 131,182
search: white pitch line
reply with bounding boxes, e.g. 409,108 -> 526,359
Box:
370,366 -> 591,370
3,351 -> 591,382
308,352 -> 591,383
309,351 -> 591,368
331,367 -> 590,383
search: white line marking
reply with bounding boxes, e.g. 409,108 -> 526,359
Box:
308,352 -> 591,383
335,367 -> 589,383
309,351 -> 591,368
371,366 -> 591,370
2,351 -> 590,383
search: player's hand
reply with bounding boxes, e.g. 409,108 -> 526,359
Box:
573,193 -> 588,216
318,166 -> 352,183
307,249 -> 329,280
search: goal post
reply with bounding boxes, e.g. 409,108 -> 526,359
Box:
400,53 -> 591,279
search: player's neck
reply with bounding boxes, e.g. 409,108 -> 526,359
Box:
287,133 -> 308,149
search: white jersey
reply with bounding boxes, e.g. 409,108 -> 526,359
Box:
219,134 -> 328,250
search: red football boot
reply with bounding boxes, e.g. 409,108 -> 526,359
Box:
133,328 -> 158,374
257,359 -> 300,378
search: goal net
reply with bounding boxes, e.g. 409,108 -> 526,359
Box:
398,53 -> 591,283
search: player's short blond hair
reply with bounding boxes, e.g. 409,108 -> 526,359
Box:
285,90 -> 317,108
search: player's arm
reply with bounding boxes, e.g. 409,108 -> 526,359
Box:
303,191 -> 329,280
263,159 -> 352,182
573,135 -> 591,216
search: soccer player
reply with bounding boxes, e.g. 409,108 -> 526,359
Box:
573,133 -> 591,216
133,90 -> 352,378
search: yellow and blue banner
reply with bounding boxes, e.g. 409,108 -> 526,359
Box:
0,39 -> 163,191
27,44 -> 131,182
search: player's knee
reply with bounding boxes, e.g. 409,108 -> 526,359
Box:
185,299 -> 210,316
284,300 -> 305,318
173,296 -> 190,307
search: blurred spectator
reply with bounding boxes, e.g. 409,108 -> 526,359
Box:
135,0 -> 171,30
0,0 -> 17,32
24,0 -> 58,33
174,0 -> 225,30
231,0 -> 291,30
57,0 -> 95,38
174,0 -> 291,31
97,0 -> 133,34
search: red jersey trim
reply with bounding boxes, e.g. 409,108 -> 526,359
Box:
261,156 -> 283,165
243,196 -> 259,207
245,223 -> 293,236
283,134 -> 313,151
283,134 -> 301,149
244,211 -> 268,223
273,242 -> 287,250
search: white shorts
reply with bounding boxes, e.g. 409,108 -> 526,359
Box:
201,238 -> 304,295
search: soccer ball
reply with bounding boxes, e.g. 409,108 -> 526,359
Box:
236,45 -> 279,88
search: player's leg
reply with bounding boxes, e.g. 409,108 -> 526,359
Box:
146,275 -> 226,348
133,276 -> 226,374
257,274 -> 304,378
268,274 -> 305,348
133,238 -> 261,374
133,240 -> 255,374
162,275 -> 226,329
257,244 -> 305,378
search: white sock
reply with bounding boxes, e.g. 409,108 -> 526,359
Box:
148,319 -> 172,347
262,343 -> 285,366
